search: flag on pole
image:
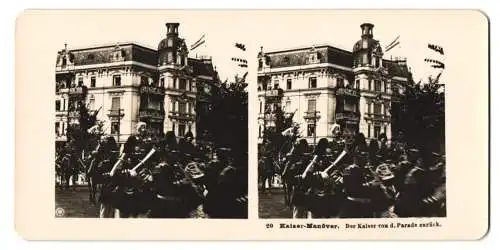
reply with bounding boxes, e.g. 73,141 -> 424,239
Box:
385,35 -> 400,52
190,34 -> 206,51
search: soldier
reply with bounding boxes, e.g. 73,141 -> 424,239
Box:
148,148 -> 203,218
338,150 -> 379,218
283,139 -> 310,218
203,148 -> 247,218
394,152 -> 428,217
108,122 -> 157,218
419,152 -> 446,217
88,132 -> 119,218
372,163 -> 398,218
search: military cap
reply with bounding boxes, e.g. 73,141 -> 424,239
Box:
375,164 -> 395,181
408,148 -> 419,153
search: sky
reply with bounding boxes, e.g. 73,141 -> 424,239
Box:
42,10 -> 482,85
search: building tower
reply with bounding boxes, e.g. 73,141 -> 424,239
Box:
353,23 -> 392,141
158,23 -> 197,139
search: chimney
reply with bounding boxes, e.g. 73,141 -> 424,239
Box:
360,23 -> 374,39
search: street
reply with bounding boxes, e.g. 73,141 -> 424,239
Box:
55,185 -> 210,218
55,186 -> 99,218
259,188 -> 292,218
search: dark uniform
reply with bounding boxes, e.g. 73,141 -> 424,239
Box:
394,161 -> 429,217
203,148 -> 248,218
339,152 -> 378,218
149,150 -> 204,218
89,136 -> 119,218
111,134 -> 156,218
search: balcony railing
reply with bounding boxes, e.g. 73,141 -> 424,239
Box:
364,113 -> 391,122
108,109 -> 125,121
264,89 -> 284,97
68,87 -> 86,96
139,109 -> 165,120
140,85 -> 165,96
303,111 -> 321,120
336,87 -> 360,97
68,111 -> 80,118
335,111 -> 360,121
168,111 -> 195,120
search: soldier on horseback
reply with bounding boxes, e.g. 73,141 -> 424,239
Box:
108,122 -> 157,218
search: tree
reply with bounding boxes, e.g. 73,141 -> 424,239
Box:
205,73 -> 248,166
395,72 -> 445,157
261,99 -> 297,159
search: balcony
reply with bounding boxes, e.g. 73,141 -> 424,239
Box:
364,113 -> 391,122
140,85 -> 165,96
139,109 -> 165,121
263,89 -> 284,98
303,111 -> 321,120
336,87 -> 360,98
168,111 -> 195,121
335,111 -> 360,122
68,87 -> 86,96
68,111 -> 80,118
107,109 -> 125,121
56,110 -> 66,117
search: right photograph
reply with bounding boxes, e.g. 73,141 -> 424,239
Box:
257,19 -> 446,219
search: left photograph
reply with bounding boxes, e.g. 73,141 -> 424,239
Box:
54,20 -> 248,218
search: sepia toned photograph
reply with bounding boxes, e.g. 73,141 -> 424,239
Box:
15,9 -> 488,240
53,19 -> 249,219
257,21 -> 446,219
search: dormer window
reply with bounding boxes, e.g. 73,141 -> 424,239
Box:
282,56 -> 290,65
167,38 -> 173,47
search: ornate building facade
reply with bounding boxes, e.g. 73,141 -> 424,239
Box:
257,23 -> 411,146
55,23 -> 218,146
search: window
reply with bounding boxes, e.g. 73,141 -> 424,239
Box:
375,80 -> 381,92
160,78 -> 165,88
337,77 -> 344,87
274,80 -> 279,89
180,56 -> 185,66
167,52 -> 174,63
307,99 -> 317,113
259,101 -> 262,113
355,79 -> 360,89
113,75 -> 121,86
286,79 -> 292,90
178,102 -> 187,114
170,100 -> 175,112
78,77 -> 83,86
111,97 -> 121,115
172,123 -> 176,135
179,79 -> 187,90
384,126 -> 387,134
55,122 -> 60,135
374,125 -> 381,139
88,97 -> 95,110
178,124 -> 186,137
111,122 -> 120,134
62,122 -> 65,135
368,124 -> 371,138
62,99 -> 66,111
167,38 -> 173,47
187,81 -> 191,92
285,100 -> 292,113
307,124 -> 316,137
90,77 -> 96,88
259,126 -> 262,138
375,57 -> 380,68
186,102 -> 191,114
368,79 -> 372,91
309,77 -> 317,88
55,100 -> 61,111
141,76 -> 149,86
374,103 -> 382,114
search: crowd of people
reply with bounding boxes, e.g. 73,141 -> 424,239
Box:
55,122 -> 248,219
260,125 -> 446,218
